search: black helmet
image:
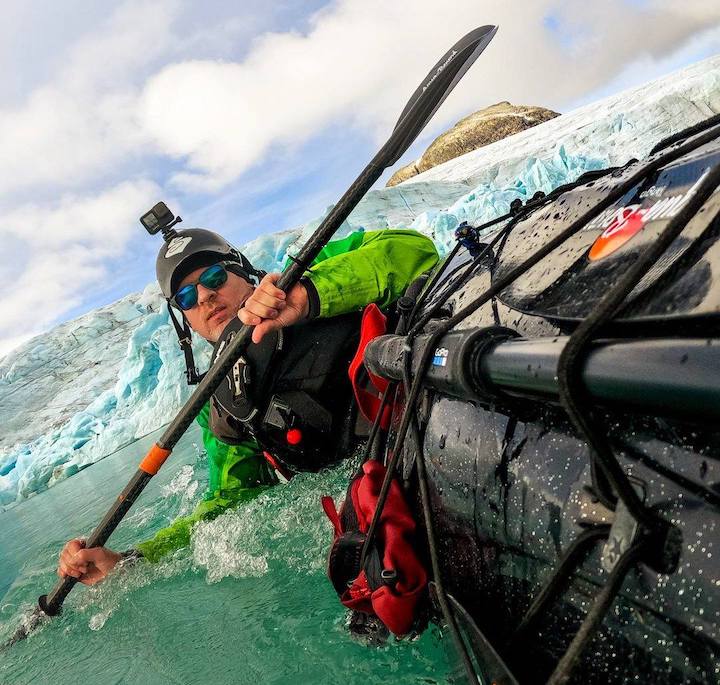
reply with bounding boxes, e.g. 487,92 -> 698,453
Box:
150,224 -> 264,385
155,228 -> 261,300
142,203 -> 266,384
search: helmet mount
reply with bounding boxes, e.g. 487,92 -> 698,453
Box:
140,201 -> 184,243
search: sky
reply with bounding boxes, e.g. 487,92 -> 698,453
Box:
0,0 -> 719,357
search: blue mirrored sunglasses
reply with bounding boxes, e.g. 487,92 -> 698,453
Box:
173,264 -> 228,310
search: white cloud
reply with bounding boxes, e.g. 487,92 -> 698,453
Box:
2,0 -> 718,197
137,0 -> 720,191
0,179 -> 161,343
1,246 -> 104,329
0,0 -> 719,359
569,22 -> 720,108
0,179 -> 159,252
0,0 -> 178,198
0,0 -> 324,199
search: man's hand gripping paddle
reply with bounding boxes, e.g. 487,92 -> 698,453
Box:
3,24 -> 498,648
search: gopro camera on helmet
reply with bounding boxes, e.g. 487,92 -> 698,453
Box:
140,202 -> 183,241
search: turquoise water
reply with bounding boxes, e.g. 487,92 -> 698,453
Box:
0,426 -> 453,684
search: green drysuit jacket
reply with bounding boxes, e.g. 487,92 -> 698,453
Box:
135,228 -> 439,561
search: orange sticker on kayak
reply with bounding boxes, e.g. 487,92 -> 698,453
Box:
588,205 -> 646,261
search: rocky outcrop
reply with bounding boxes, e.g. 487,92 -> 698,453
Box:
386,102 -> 560,186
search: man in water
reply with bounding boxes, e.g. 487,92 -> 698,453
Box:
58,224 -> 438,583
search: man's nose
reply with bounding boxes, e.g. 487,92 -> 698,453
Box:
196,283 -> 216,305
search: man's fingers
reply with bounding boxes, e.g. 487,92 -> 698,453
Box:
257,273 -> 285,298
243,300 -> 281,320
250,290 -> 286,311
58,539 -> 86,577
238,273 -> 306,341
256,279 -> 286,301
58,565 -> 83,579
58,558 -> 86,578
73,547 -> 108,565
64,539 -> 85,555
238,309 -> 263,327
252,320 -> 280,344
57,539 -> 119,586
245,281 -> 286,316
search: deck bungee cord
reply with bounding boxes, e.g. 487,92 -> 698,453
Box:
349,198 -> 570,685
352,116 -> 720,683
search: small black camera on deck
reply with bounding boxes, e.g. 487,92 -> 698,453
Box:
140,202 -> 183,241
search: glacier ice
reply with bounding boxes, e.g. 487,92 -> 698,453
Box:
0,55 -> 719,506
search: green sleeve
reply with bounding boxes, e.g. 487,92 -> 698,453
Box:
135,404 -> 275,562
134,492 -> 252,562
304,229 -> 439,318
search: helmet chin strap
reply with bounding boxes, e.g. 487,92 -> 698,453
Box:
167,303 -> 204,385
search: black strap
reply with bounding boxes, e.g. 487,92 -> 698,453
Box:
167,303 -> 203,385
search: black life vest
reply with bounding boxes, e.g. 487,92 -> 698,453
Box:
209,312 -> 363,472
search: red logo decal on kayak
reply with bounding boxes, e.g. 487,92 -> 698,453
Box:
588,205 -> 646,261
586,169 -> 713,262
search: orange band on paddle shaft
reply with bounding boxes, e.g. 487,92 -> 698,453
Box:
139,444 -> 171,475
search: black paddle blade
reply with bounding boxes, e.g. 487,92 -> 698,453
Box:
387,25 -> 498,165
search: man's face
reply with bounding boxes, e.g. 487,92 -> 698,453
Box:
177,265 -> 254,342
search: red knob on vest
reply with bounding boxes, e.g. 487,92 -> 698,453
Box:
286,428 -> 303,445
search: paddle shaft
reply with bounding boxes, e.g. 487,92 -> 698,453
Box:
39,24 -> 499,618
41,156 -> 388,615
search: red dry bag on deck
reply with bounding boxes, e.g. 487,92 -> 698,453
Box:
322,460 -> 427,636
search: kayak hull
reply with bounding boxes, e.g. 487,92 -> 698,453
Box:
387,119 -> 720,683
416,393 -> 719,683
